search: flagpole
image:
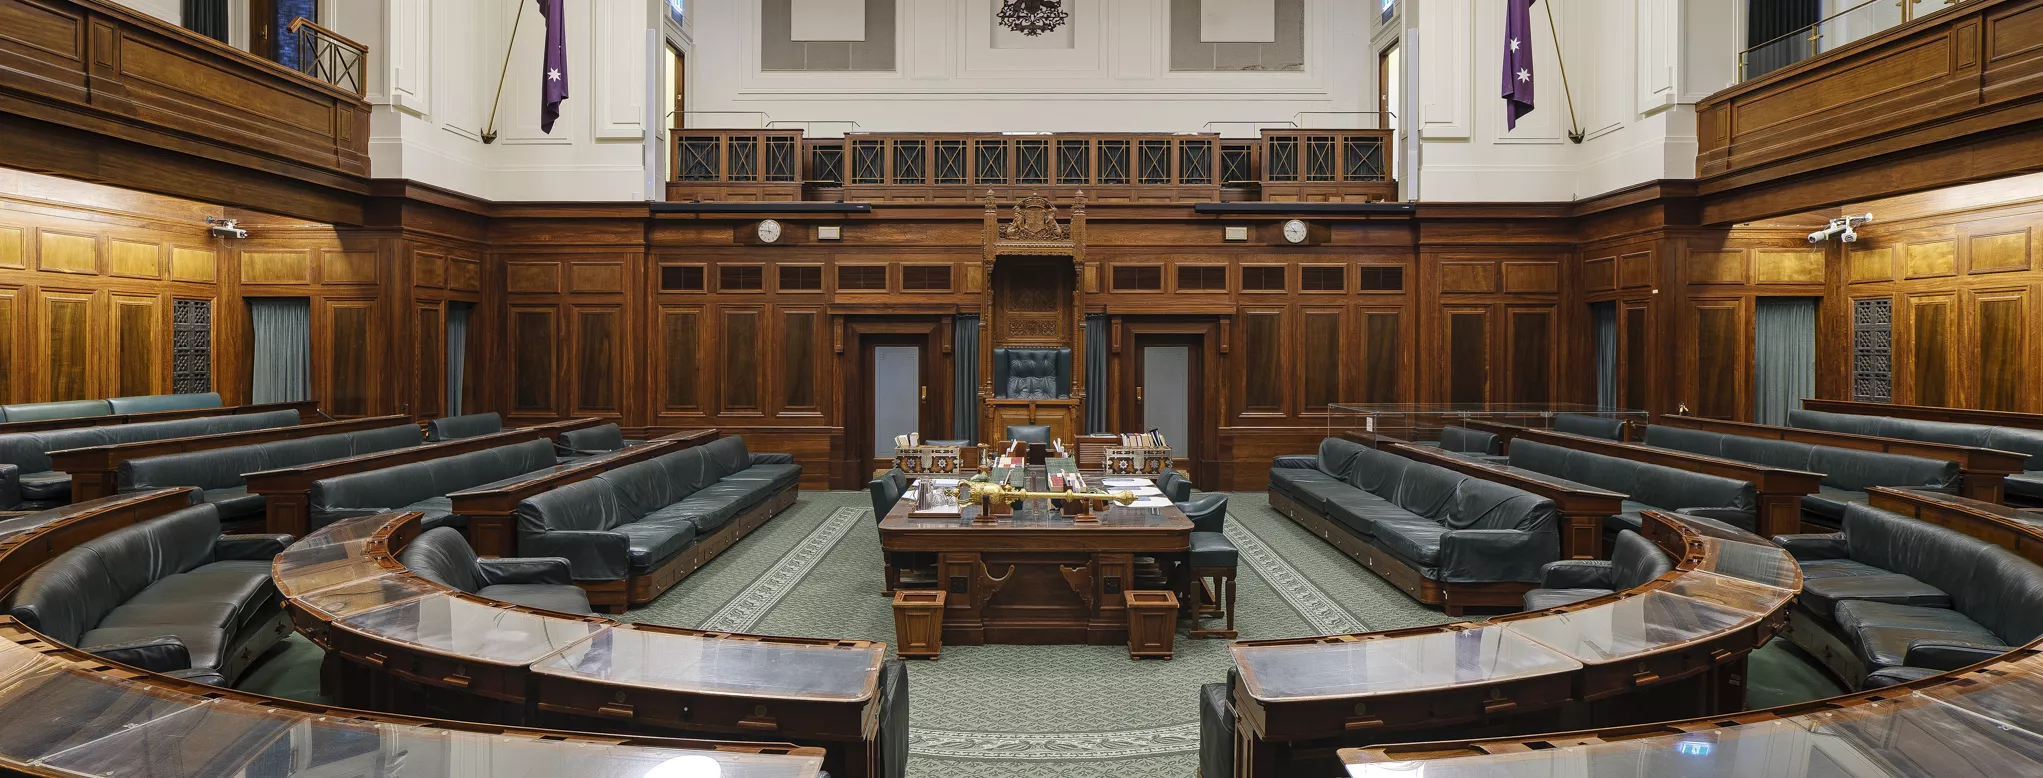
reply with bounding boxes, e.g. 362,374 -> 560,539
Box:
1542,0 -> 1584,144
481,0 -> 530,145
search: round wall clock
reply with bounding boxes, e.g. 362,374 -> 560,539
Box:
1282,219 -> 1310,244
757,219 -> 783,244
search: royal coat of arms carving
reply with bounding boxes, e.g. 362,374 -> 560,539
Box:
998,194 -> 1071,242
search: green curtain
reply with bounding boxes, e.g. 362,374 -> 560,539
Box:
248,297 -> 311,403
953,315 -> 979,444
1593,302 -> 1617,411
1755,297 -> 1818,425
1085,314 -> 1108,433
446,302 -> 472,417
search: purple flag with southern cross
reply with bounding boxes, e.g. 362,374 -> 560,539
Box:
539,0 -> 567,134
1502,0 -> 1536,130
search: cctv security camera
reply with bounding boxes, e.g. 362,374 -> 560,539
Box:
1808,229 -> 1830,244
206,217 -> 247,240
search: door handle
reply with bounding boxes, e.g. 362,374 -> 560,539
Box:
1136,387 -> 1143,403
920,386 -> 927,402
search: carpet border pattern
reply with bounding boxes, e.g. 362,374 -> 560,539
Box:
698,505 -> 864,634
909,723 -> 1202,761
1225,518 -> 1368,635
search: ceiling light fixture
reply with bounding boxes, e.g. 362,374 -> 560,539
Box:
998,0 -> 1069,36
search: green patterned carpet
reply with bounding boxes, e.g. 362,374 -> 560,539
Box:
620,491 -> 1454,778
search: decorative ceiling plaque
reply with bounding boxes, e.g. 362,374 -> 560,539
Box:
997,0 -> 1070,36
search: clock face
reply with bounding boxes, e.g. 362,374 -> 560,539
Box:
1282,219 -> 1309,244
757,219 -> 783,243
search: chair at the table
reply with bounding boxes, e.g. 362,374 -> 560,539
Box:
869,468 -> 933,595
1161,470 -> 1236,638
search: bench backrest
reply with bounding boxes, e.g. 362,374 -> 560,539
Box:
1439,426 -> 1502,456
118,424 -> 422,492
0,410 -> 302,475
1347,446 -> 1555,531
557,423 -> 626,454
425,413 -> 504,442
5,504 -> 221,644
1553,413 -> 1625,440
310,438 -> 558,514
1792,409 -> 2043,470
518,436 -> 760,534
1644,425 -> 1959,493
1509,439 -> 1756,513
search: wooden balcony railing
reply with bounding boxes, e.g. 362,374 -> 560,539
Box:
666,128 -> 1397,204
287,18 -> 367,97
0,0 -> 373,195
667,130 -> 808,202
1258,129 -> 1394,203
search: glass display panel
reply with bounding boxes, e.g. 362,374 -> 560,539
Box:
1501,590 -> 1757,665
337,594 -> 606,666
1659,571 -> 1794,615
1691,538 -> 1802,590
296,573 -> 442,619
532,627 -> 882,702
1233,627 -> 1580,702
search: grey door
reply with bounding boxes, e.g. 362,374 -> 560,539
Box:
874,346 -> 921,457
1141,346 -> 1190,458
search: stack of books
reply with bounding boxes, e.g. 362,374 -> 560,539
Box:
1104,433 -> 1174,475
1116,432 -> 1169,449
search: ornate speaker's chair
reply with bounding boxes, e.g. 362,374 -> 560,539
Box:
987,347 -> 1079,444
993,348 -> 1072,400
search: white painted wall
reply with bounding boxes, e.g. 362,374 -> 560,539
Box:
681,0 -> 1375,136
327,0 -> 655,202
1402,0 -> 1739,203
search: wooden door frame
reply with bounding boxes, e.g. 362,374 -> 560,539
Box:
841,317 -> 949,486
1111,317 -> 1220,488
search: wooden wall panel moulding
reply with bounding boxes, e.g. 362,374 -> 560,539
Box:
446,257 -> 480,291
1582,257 -> 1616,291
239,249 -> 311,284
106,239 -> 159,278
1904,240 -> 1959,278
1500,262 -> 1559,294
505,262 -> 562,294
568,262 -> 625,294
1753,249 -> 1826,284
1618,251 -> 1655,289
1849,246 -> 1894,282
1967,230 -> 2031,273
1439,261 -> 1497,294
321,251 -> 377,284
1686,250 -> 1747,285
168,246 -> 214,281
36,230 -> 98,274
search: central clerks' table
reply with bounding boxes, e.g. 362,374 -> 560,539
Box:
876,469 -> 1192,646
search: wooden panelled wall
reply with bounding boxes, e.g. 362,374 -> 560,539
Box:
1828,198 -> 2043,413
11,170 -> 2041,491
0,168 -> 485,420
475,209 -> 1580,490
1581,221 -> 1833,422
